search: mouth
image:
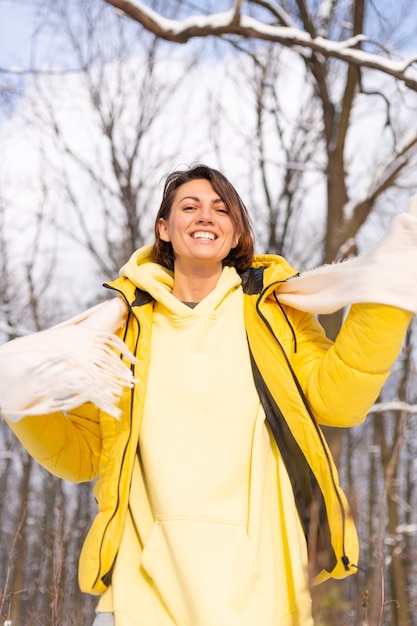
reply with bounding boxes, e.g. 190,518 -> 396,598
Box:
191,231 -> 217,240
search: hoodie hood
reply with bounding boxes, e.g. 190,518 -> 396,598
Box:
119,244 -> 243,318
120,244 -> 175,305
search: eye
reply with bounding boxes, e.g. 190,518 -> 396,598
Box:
216,207 -> 229,214
182,205 -> 197,212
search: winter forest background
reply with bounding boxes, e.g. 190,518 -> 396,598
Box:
1,0 -> 417,624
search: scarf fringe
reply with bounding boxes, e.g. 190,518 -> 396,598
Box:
278,196 -> 417,314
1,299 -> 134,422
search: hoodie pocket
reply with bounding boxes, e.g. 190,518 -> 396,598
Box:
141,518 -> 262,626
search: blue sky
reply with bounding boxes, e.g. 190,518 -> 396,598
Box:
0,1 -> 38,69
0,0 -> 42,122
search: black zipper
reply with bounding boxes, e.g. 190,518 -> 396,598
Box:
255,279 -> 352,571
93,284 -> 141,589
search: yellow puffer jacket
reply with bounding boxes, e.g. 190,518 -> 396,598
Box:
8,253 -> 412,595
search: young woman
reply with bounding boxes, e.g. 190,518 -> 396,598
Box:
1,164 -> 416,626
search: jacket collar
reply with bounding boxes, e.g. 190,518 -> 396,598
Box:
105,249 -> 298,305
242,254 -> 299,298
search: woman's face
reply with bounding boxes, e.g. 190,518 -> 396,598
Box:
158,178 -> 239,272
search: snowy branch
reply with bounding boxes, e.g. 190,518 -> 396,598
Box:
0,66 -> 85,76
103,0 -> 417,91
369,401 -> 417,415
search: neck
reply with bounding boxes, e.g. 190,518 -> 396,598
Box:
171,263 -> 223,302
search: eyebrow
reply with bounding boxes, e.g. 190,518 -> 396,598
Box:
178,195 -> 225,204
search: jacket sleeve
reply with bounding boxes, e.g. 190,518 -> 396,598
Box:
2,403 -> 102,483
289,303 -> 413,427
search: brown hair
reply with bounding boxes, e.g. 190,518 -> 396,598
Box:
152,164 -> 254,272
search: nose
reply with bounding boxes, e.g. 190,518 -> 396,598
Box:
196,203 -> 214,223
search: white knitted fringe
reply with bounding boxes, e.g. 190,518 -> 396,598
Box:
278,194 -> 417,314
0,298 -> 134,422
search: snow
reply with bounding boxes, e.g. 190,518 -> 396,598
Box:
318,0 -> 333,22
108,2 -> 417,88
113,0 -> 236,34
369,401 -> 417,414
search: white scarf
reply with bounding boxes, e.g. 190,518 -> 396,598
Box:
278,194 -> 417,314
1,196 -> 417,423
0,298 -> 135,421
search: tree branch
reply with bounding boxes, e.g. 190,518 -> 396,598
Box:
103,0 -> 417,91
369,401 -> 417,415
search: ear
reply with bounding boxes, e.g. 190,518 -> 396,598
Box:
158,218 -> 171,243
231,232 -> 240,249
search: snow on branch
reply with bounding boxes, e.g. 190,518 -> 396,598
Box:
103,0 -> 417,91
369,401 -> 417,415
0,66 -> 85,76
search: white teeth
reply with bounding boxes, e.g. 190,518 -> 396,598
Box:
193,231 -> 215,240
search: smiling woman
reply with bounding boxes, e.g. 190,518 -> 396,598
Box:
158,179 -> 238,278
154,169 -> 248,302
152,164 -> 254,273
1,163 -> 416,626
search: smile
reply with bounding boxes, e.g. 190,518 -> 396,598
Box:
191,231 -> 216,240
